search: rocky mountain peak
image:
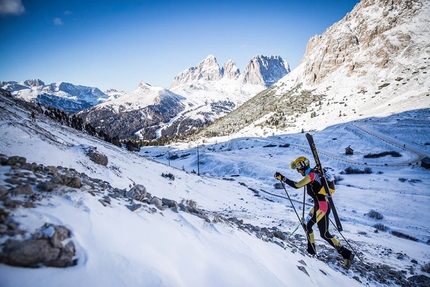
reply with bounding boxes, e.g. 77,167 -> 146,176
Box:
196,54 -> 222,81
137,82 -> 153,91
170,54 -> 289,89
23,79 -> 45,87
300,0 -> 428,85
200,54 -> 218,66
170,55 -> 223,89
241,55 -> 290,87
221,60 -> 240,80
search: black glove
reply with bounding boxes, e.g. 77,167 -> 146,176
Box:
274,172 -> 285,181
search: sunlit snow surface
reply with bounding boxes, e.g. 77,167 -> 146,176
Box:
0,92 -> 429,286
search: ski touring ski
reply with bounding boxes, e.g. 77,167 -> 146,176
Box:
305,133 -> 343,231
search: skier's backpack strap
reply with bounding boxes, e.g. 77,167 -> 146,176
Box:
325,171 -> 336,195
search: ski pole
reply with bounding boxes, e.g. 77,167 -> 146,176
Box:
327,217 -> 367,267
279,180 -> 317,255
302,186 -> 306,221
289,188 -> 307,238
289,220 -> 302,238
279,181 -> 302,223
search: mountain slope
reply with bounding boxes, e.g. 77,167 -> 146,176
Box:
77,82 -> 185,139
197,0 -> 430,139
1,84 -> 430,287
0,89 -> 364,287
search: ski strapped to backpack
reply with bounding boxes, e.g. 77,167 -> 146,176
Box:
305,133 -> 343,231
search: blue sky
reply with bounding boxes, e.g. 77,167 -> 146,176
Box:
0,0 -> 359,92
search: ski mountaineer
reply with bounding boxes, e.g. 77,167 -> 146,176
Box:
274,156 -> 354,269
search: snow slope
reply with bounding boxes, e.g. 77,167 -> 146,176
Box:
1,88 -> 429,286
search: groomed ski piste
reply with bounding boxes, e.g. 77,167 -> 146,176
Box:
1,93 -> 430,286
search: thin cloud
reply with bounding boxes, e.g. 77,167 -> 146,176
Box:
53,17 -> 63,26
0,0 -> 25,16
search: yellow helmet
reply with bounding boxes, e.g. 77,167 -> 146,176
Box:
290,156 -> 310,170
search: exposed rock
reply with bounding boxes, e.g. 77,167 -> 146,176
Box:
0,185 -> 8,196
4,178 -> 22,185
64,177 -> 82,188
150,196 -> 164,210
1,239 -> 60,267
179,203 -> 199,214
408,275 -> 430,286
3,197 -> 23,209
37,181 -> 58,192
273,230 -> 286,240
21,162 -> 38,171
0,223 -> 76,268
126,184 -> 148,202
0,207 -> 10,223
302,0 -> 426,84
171,55 -> 222,88
44,166 -> 58,176
50,176 -> 64,184
0,224 -> 7,234
86,149 -> 108,166
34,223 -> 71,248
10,184 -> 34,196
297,265 -> 310,277
0,155 -> 8,165
75,54 -> 288,141
127,203 -> 143,212
222,60 -> 240,80
162,198 -> 179,213
7,156 -> 26,166
24,79 -> 45,87
241,55 -> 290,87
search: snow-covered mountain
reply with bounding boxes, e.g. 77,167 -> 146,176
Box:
170,54 -> 225,86
197,0 -> 430,139
170,54 -> 289,88
79,55 -> 289,140
77,82 -> 185,140
104,88 -> 126,100
0,80 -> 113,113
241,55 -> 290,86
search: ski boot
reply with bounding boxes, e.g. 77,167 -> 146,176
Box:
307,242 -> 316,256
344,253 -> 354,270
337,246 -> 354,269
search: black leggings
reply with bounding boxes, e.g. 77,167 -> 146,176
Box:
305,206 -> 340,248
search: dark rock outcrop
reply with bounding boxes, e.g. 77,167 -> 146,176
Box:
0,223 -> 76,268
